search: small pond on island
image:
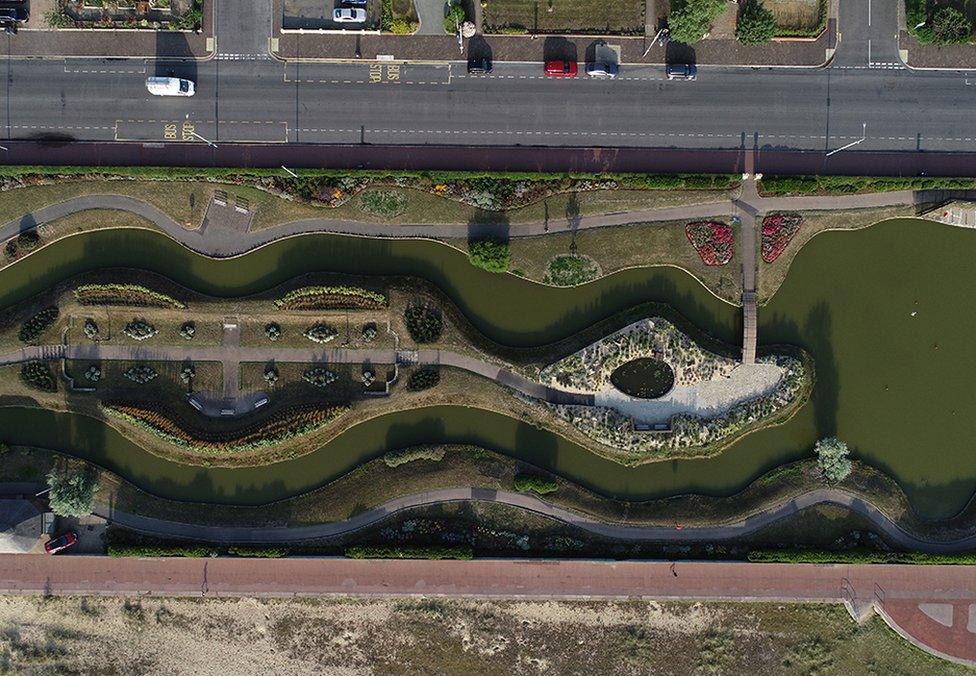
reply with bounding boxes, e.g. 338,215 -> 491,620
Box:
609,358 -> 675,399
1,219 -> 975,519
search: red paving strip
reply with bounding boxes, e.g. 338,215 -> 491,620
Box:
0,556 -> 972,664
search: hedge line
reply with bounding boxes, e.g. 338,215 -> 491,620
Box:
74,284 -> 186,309
382,445 -> 447,468
514,474 -> 559,495
109,544 -> 289,558
345,545 -> 474,560
747,549 -> 976,564
760,175 -> 976,196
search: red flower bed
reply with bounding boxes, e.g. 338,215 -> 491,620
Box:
685,221 -> 733,266
761,213 -> 803,263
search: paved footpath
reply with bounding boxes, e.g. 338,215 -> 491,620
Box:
0,555 -> 972,666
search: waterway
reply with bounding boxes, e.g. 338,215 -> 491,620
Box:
0,220 -> 973,518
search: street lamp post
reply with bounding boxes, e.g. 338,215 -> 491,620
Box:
826,123 -> 867,157
189,131 -> 217,149
281,165 -> 299,178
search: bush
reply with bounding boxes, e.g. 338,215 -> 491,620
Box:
3,240 -> 16,259
359,190 -> 408,217
18,306 -> 59,343
179,364 -> 195,384
17,230 -> 39,251
747,549 -> 976,564
668,0 -> 727,43
123,319 -> 157,341
275,286 -> 386,311
302,367 -> 337,388
109,544 -> 218,558
46,465 -> 99,517
735,0 -> 776,43
83,365 -> 102,382
264,366 -> 279,384
544,254 -> 600,286
180,321 -> 195,340
304,323 -> 338,344
514,474 -> 559,495
404,302 -> 442,343
346,545 -> 473,560
443,0 -> 466,33
227,547 -> 289,558
265,322 -> 282,341
383,445 -> 447,467
362,369 -> 376,387
20,361 -> 57,392
814,437 -> 852,482
362,323 -> 378,342
74,284 -> 185,309
468,238 -> 510,273
390,18 -> 417,33
123,364 -> 158,384
406,367 -> 440,391
83,318 -> 99,339
931,6 -> 972,44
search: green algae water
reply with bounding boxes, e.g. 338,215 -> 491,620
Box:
0,220 -> 974,518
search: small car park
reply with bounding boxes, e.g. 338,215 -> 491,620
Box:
586,63 -> 618,79
333,7 -> 366,22
467,58 -> 492,74
544,60 -> 577,78
44,531 -> 77,555
666,63 -> 697,81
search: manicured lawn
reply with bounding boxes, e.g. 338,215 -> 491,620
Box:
483,0 -> 644,34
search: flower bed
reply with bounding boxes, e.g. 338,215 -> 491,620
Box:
103,403 -> 348,456
274,285 -> 386,311
74,284 -> 185,310
761,213 -> 803,263
685,221 -> 733,266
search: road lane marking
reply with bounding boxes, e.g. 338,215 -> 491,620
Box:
64,59 -> 146,75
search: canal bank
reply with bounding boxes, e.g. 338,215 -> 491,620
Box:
0,218 -> 974,519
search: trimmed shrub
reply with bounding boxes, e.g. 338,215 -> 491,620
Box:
275,286 -> 386,311
46,464 -> 99,517
304,323 -> 338,344
362,323 -> 378,342
19,306 -> 59,343
123,364 -> 158,384
180,321 -> 196,340
346,545 -> 473,560
264,366 -> 279,385
735,0 -> 776,43
514,474 -> 559,495
83,318 -> 99,339
227,547 -> 289,558
383,445 -> 446,467
179,364 -> 195,384
265,322 -> 282,341
747,549 -> 976,565
74,284 -> 185,309
123,319 -> 157,341
468,238 -> 510,273
83,365 -> 102,382
404,302 -> 442,343
406,367 -> 440,391
20,360 -> 57,392
109,544 -> 218,558
16,230 -> 39,251
302,367 -> 337,388
362,369 -> 376,387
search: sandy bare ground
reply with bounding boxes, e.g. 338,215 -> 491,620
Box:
0,595 -> 966,675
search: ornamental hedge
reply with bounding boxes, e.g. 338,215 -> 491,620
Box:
514,474 -> 559,495
20,361 -> 57,392
345,545 -> 473,560
275,286 -> 387,311
74,284 -> 185,309
18,306 -> 59,343
747,549 -> 976,565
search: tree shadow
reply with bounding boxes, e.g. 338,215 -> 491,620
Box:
803,301 -> 837,438
543,36 -> 577,62
466,209 -> 510,245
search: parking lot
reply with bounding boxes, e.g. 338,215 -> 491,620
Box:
283,0 -> 381,30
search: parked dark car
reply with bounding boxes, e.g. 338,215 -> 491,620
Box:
467,58 -> 492,74
0,0 -> 28,34
45,531 -> 77,555
666,63 -> 697,81
544,60 -> 577,77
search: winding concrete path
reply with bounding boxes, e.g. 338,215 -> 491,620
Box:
93,486 -> 976,553
0,186 -> 945,259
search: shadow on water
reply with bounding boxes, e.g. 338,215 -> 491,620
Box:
803,301 -> 838,438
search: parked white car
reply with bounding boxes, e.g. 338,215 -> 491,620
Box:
333,7 -> 366,22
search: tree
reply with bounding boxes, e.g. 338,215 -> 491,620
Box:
46,465 -> 99,517
443,0 -> 466,34
931,6 -> 972,45
814,437 -> 852,482
735,0 -> 777,44
468,238 -> 510,273
668,0 -> 727,44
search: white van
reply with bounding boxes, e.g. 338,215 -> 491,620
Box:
146,76 -> 195,97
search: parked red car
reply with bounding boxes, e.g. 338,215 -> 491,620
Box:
544,60 -> 577,77
45,531 -> 77,555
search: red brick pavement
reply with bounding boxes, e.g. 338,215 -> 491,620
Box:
0,556 -> 972,665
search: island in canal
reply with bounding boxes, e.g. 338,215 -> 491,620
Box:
0,269 -> 812,468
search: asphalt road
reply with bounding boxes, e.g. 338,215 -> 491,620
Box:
2,1 -> 975,155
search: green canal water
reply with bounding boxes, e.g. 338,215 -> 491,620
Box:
1,220 -> 974,518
